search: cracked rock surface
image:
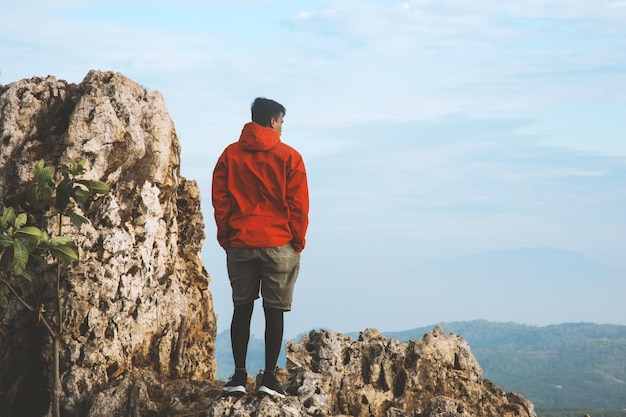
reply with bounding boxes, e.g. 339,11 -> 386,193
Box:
206,327 -> 536,417
1,71 -> 216,417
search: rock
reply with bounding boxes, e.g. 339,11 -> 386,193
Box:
0,71 -> 216,416
206,327 -> 537,417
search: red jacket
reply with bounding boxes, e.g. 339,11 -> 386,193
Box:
212,122 -> 309,252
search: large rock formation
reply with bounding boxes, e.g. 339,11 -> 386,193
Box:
0,71 -> 217,416
1,71 -> 536,417
207,327 -> 536,417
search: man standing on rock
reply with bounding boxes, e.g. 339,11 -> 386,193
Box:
212,97 -> 309,398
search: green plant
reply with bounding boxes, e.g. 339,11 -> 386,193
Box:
0,159 -> 109,417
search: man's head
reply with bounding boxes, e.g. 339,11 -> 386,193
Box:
251,97 -> 285,135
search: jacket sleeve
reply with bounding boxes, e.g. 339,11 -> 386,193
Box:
212,152 -> 232,250
287,154 -> 309,252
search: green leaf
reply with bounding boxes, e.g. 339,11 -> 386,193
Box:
72,187 -> 90,205
0,234 -> 13,248
15,226 -> 43,246
14,213 -> 27,230
25,184 -> 54,210
50,240 -> 79,265
55,178 -> 73,213
69,159 -> 87,176
77,179 -> 111,195
10,238 -> 29,275
67,211 -> 90,230
1,207 -> 16,228
34,161 -> 55,185
25,186 -> 43,210
40,230 -> 50,242
49,236 -> 74,246
33,159 -> 45,174
16,226 -> 43,237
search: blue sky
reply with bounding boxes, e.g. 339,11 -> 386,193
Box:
2,0 -> 625,338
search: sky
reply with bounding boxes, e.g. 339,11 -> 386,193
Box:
1,0 -> 625,339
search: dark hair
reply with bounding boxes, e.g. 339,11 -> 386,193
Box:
251,97 -> 286,127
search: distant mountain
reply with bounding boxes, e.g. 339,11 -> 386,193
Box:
216,321 -> 626,410
382,320 -> 626,350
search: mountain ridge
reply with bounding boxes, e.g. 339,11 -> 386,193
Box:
380,319 -> 626,350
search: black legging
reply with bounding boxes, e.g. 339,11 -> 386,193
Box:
230,302 -> 284,372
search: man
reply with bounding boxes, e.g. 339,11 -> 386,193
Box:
212,97 -> 309,398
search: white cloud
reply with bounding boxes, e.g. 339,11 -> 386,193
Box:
273,1 -> 626,127
564,169 -> 608,177
4,1 -> 623,128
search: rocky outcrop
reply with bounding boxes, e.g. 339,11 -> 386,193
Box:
207,327 -> 536,417
0,71 -> 216,416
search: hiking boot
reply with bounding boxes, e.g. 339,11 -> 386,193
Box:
223,370 -> 247,396
257,371 -> 286,398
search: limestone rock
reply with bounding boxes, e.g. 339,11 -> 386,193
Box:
0,71 -> 216,417
206,327 -> 536,417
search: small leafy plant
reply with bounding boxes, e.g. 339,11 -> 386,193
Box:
0,159 -> 109,417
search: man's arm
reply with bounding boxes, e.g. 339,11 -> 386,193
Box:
212,153 -> 232,250
286,155 -> 309,252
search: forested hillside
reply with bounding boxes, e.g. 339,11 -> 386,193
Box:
383,321 -> 626,410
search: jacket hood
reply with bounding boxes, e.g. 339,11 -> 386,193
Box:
238,121 -> 280,151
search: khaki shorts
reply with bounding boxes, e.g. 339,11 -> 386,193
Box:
226,243 -> 301,311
